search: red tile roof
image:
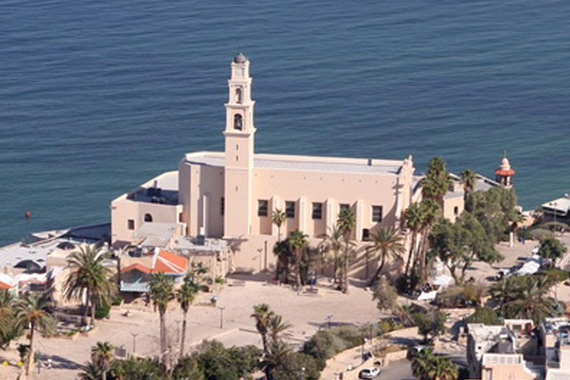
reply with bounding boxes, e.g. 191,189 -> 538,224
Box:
121,263 -> 152,274
154,250 -> 188,274
0,281 -> 14,290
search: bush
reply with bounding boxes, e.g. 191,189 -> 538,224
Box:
412,310 -> 447,343
111,295 -> 123,306
466,307 -> 502,325
95,300 -> 111,319
528,228 -> 554,241
273,353 -> 320,380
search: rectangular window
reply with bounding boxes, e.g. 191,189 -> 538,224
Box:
258,200 -> 269,217
454,206 -> 459,216
340,204 -> 350,213
127,219 -> 135,230
221,197 -> 225,216
372,206 -> 383,222
312,202 -> 323,220
362,228 -> 370,241
285,201 -> 295,218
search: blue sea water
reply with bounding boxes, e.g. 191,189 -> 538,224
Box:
1,0 -> 569,245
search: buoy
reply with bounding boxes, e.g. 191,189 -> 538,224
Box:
25,211 -> 30,219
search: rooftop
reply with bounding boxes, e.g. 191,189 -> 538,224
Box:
133,222 -> 181,248
124,171 -> 179,205
183,151 -> 405,176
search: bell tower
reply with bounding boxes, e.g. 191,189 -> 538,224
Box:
224,53 -> 256,237
494,153 -> 515,188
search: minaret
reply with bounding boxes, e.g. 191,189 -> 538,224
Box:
494,154 -> 515,188
223,53 -> 256,237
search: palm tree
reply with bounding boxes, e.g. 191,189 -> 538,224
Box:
460,169 -> 477,195
412,349 -> 458,380
91,341 -> 114,380
287,230 -> 308,288
337,209 -> 356,294
319,225 -> 344,284
149,273 -> 174,368
405,202 -> 424,277
272,209 -> 287,242
64,244 -> 115,327
366,227 -> 405,286
267,314 -> 291,344
14,292 -> 55,376
421,157 -> 452,205
79,360 -> 103,380
273,240 -> 292,283
176,274 -> 200,358
263,341 -> 291,380
0,289 -> 14,337
503,277 -> 557,324
251,303 -> 274,355
418,199 -> 441,282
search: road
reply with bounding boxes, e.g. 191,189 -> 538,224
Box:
377,359 -> 417,380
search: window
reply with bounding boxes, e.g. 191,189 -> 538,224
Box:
258,200 -> 268,217
454,206 -> 459,216
236,88 -> 243,103
339,204 -> 350,213
285,201 -> 295,218
234,114 -> 243,130
127,219 -> 135,230
312,202 -> 323,220
362,228 -> 370,241
372,206 -> 383,222
144,213 -> 153,222
221,197 -> 225,216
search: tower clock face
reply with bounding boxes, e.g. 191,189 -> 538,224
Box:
237,67 -> 244,76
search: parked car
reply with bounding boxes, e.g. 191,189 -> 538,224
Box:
358,367 -> 381,379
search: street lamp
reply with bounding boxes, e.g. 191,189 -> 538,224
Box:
361,338 -> 368,362
219,306 -> 226,329
131,333 -> 138,356
325,314 -> 333,330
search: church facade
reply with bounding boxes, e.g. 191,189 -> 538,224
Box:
111,54 -> 423,272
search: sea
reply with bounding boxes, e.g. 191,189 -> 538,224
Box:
1,0 -> 569,246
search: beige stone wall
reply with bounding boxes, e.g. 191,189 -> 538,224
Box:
481,364 -> 537,380
111,196 -> 183,245
443,195 -> 464,223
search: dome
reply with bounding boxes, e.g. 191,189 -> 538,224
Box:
500,157 -> 511,171
233,53 -> 248,64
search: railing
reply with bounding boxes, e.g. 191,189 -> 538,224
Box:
120,281 -> 149,293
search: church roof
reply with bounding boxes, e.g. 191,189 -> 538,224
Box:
183,152 -> 404,176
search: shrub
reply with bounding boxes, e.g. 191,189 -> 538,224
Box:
466,307 -> 502,325
95,300 -> 111,319
412,310 -> 447,343
528,228 -> 554,241
273,353 -> 320,380
111,295 -> 123,306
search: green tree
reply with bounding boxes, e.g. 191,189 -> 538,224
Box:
149,273 -> 174,368
251,303 -> 274,356
365,227 -> 405,285
14,292 -> 55,376
538,237 -> 567,266
412,310 -> 447,344
287,230 -> 308,288
429,214 -> 503,285
465,186 -> 518,242
466,307 -> 502,325
263,341 -> 292,380
64,244 -> 115,327
0,289 -> 21,349
412,349 -> 458,380
91,341 -> 114,380
460,169 -> 477,195
110,357 -> 164,380
372,276 -> 399,313
502,275 -> 559,324
176,266 -> 204,358
272,209 -> 287,242
337,209 -> 356,294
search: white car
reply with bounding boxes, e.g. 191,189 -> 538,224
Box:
358,367 -> 381,379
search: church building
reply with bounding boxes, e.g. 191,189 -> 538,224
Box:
111,54 -> 422,272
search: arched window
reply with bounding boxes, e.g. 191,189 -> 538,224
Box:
234,114 -> 243,130
236,88 -> 243,104
144,213 -> 153,222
